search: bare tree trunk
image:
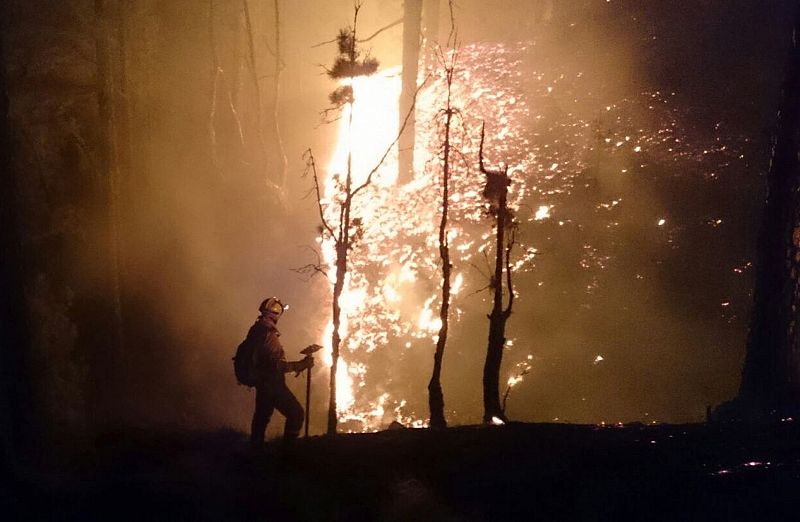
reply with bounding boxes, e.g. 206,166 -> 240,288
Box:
428,64 -> 454,430
483,198 -> 508,422
327,11 -> 360,434
95,0 -> 125,361
328,242 -> 346,434
242,0 -> 276,190
328,134 -> 352,434
268,0 -> 287,187
730,6 -> 800,419
479,126 -> 514,423
398,0 -> 422,185
209,0 -> 221,169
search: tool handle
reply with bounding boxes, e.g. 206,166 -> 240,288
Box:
304,367 -> 312,437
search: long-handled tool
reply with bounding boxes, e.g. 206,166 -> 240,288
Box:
299,344 -> 323,437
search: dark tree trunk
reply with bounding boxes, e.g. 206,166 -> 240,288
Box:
731,7 -> 800,419
93,0 -> 127,427
483,190 -> 509,423
428,67 -> 454,430
398,0 -> 422,185
0,11 -> 37,464
479,126 -> 514,423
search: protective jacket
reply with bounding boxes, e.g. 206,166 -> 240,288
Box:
246,316 -> 306,385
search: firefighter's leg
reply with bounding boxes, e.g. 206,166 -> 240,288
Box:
273,384 -> 304,440
250,385 -> 275,445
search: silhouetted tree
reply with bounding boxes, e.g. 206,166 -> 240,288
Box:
96,0 -> 128,364
718,6 -> 800,420
479,123 -> 517,424
428,4 -> 459,430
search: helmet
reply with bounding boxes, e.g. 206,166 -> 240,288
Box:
259,297 -> 285,316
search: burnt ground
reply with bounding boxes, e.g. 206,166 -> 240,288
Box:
4,421 -> 800,520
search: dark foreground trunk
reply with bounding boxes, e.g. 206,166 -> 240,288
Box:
0,11 -> 37,465
719,7 -> 800,421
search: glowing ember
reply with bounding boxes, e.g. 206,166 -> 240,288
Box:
534,205 -> 552,220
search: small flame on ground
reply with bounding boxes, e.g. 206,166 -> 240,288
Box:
534,205 -> 552,220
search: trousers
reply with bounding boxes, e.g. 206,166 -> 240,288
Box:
250,380 -> 304,443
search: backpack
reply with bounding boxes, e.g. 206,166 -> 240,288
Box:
233,338 -> 257,387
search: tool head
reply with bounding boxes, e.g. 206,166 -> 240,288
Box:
301,343 -> 324,355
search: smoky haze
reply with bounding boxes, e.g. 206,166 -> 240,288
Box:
3,0 -> 795,445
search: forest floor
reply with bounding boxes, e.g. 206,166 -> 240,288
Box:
5,420 -> 800,520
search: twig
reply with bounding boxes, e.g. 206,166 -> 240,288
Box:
359,17 -> 402,42
303,148 -> 335,238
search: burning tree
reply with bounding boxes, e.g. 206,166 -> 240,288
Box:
479,123 -> 517,424
319,3 -> 377,435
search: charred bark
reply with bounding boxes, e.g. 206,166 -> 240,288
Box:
428,60 -> 455,430
722,7 -> 800,420
479,124 -> 514,424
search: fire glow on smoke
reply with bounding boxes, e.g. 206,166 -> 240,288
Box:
316,42 -> 747,431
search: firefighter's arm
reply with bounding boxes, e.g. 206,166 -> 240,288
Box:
282,355 -> 314,375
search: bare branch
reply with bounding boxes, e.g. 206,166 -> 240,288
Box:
303,148 -> 336,238
501,364 -> 530,413
226,77 -> 246,148
311,36 -> 339,49
358,17 -> 403,42
504,220 -> 516,317
291,246 -> 328,281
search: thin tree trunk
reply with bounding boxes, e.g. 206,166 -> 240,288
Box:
398,0 -> 422,185
95,0 -> 124,360
483,193 -> 508,422
209,0 -> 220,169
428,77 -> 453,430
269,0 -> 287,187
479,127 -> 513,423
242,0 -> 269,181
327,15 -> 359,434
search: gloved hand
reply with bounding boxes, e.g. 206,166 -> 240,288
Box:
292,355 -> 315,376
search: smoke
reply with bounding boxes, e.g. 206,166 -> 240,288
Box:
114,0 -> 791,430
5,0 -> 795,446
